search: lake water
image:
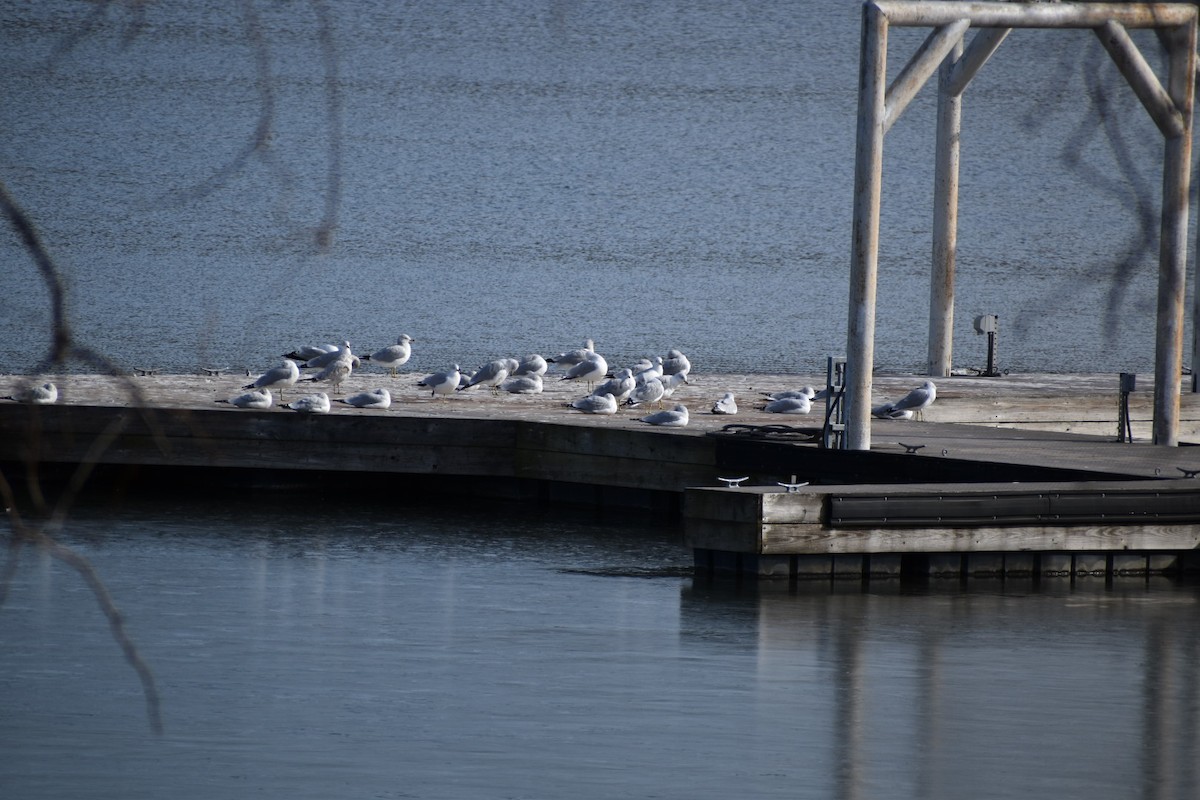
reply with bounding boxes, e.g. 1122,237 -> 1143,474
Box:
3,494 -> 1200,800
4,3 -> 1200,798
0,0 -> 1189,377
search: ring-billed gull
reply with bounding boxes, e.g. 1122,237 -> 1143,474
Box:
548,339 -> 595,368
460,358 -> 516,392
763,396 -> 812,414
875,380 -> 936,420
570,392 -> 618,415
625,377 -> 665,408
561,351 -> 607,389
245,360 -> 300,400
300,352 -> 354,393
284,343 -> 338,362
502,373 -> 544,394
660,372 -> 689,398
873,404 -> 915,420
591,368 -> 635,403
287,392 -> 331,413
221,388 -> 273,409
711,392 -> 737,415
304,340 -> 353,369
640,403 -> 689,427
662,349 -> 691,378
363,334 -> 414,376
633,356 -> 663,384
338,388 -> 392,409
418,364 -> 461,398
513,354 -> 548,376
3,381 -> 58,404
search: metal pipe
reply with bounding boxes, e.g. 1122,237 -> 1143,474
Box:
1153,21 -> 1195,445
1095,21 -> 1186,138
946,27 -> 1011,96
876,1 -> 1196,29
846,2 -> 889,451
928,37 -> 963,377
883,19 -> 970,134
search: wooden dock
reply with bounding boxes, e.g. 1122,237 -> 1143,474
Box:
4,370 -> 1200,580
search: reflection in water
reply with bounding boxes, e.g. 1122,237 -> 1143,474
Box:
4,494 -> 1200,799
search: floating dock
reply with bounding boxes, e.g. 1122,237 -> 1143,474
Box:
3,371 -> 1200,580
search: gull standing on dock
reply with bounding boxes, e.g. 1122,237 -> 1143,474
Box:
625,377 -> 665,408
287,392 -> 331,413
640,404 -> 689,427
662,349 -> 691,379
560,350 -> 608,390
570,392 -> 618,415
875,380 -> 936,420
3,381 -> 58,404
304,340 -> 354,369
363,334 -> 414,377
712,392 -> 738,415
284,343 -> 338,362
547,339 -> 595,369
460,358 -> 517,392
513,354 -> 548,376
338,388 -> 392,409
245,360 -> 299,401
300,349 -> 354,394
660,372 -> 689,398
418,364 -> 461,398
221,388 -> 273,409
592,368 -> 636,403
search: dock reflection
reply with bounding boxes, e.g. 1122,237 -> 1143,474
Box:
679,577 -> 1200,800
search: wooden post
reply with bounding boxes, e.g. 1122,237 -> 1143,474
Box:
1153,21 -> 1195,445
846,2 -> 889,451
928,38 -> 963,377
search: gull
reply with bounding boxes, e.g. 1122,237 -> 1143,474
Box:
3,382 -> 58,404
220,388 -> 273,409
662,348 -> 691,378
660,372 -> 689,398
763,396 -> 812,414
625,377 -> 665,408
284,343 -> 338,361
561,351 -> 608,389
711,392 -> 738,415
418,364 -> 461,398
502,373 -> 544,394
570,392 -> 618,415
300,351 -> 354,393
363,334 -> 414,376
245,360 -> 300,400
875,380 -> 936,420
338,388 -> 392,409
547,339 -> 595,369
287,392 -> 331,413
634,356 -> 663,385
513,354 -> 548,376
873,403 -> 915,420
460,358 -> 515,392
305,341 -> 354,369
762,387 -> 816,401
591,368 -> 635,403
640,403 -> 689,427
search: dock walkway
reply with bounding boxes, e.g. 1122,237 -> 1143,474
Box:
4,370 -> 1200,580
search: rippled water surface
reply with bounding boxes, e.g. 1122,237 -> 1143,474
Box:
0,0 -> 1189,376
2,496 -> 1199,800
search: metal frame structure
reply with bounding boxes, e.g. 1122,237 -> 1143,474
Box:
846,1 -> 1197,449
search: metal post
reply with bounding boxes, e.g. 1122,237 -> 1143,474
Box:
928,37 -> 962,377
846,2 -> 888,451
1152,21 -> 1195,445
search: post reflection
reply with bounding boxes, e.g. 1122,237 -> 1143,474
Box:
681,576 -> 1200,800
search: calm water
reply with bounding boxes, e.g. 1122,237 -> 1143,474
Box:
0,0 -> 1188,377
4,4 -> 1200,798
2,495 -> 1200,800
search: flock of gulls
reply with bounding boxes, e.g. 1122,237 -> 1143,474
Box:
2,336 -> 938,428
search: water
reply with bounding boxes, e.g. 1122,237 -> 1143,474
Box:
0,1 -> 1187,377
4,5 -> 1200,797
2,494 -> 1199,800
